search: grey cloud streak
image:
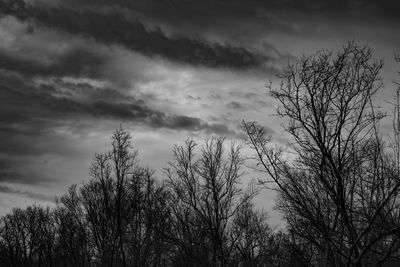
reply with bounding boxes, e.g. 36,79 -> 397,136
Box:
0,67 -> 239,189
0,162 -> 55,186
49,0 -> 400,40
0,0 -> 268,70
0,48 -> 107,78
54,0 -> 400,22
0,185 -> 54,202
0,72 -> 238,150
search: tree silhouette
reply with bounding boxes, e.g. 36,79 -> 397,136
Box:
165,137 -> 255,267
55,127 -> 172,266
0,206 -> 56,267
244,43 -> 400,266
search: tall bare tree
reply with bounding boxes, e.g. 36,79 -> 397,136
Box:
165,137 -> 254,267
56,127 -> 171,267
244,43 -> 400,266
55,188 -> 92,267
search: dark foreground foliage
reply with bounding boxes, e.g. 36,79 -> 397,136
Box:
0,128 -> 308,267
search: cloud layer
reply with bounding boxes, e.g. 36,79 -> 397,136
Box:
1,0 -> 270,69
0,0 -> 398,210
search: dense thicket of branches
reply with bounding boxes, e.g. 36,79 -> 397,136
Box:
1,43 -> 399,267
0,129 -> 303,267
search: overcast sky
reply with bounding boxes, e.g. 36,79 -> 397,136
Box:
0,0 -> 399,225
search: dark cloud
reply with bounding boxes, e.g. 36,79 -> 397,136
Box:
47,0 -> 400,41
88,101 -> 236,136
0,162 -> 53,185
0,0 -> 268,70
149,114 -> 235,136
227,101 -> 243,109
0,163 -> 27,184
205,123 -> 234,136
229,92 -> 260,99
0,72 -> 238,156
0,128 -> 78,156
0,47 -> 107,78
107,0 -> 400,21
0,185 -> 54,202
227,91 -> 273,108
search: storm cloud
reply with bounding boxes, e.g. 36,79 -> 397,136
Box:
0,47 -> 107,78
0,70 -> 239,182
0,185 -> 54,202
0,0 -> 268,69
49,0 -> 400,42
51,0 -> 400,25
0,72 -> 236,135
0,0 -> 398,212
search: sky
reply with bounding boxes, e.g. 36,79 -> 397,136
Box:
0,0 -> 399,226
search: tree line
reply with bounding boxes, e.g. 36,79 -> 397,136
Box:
1,43 -> 400,266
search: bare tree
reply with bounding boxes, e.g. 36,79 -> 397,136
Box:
0,128 -> 306,266
244,43 -> 400,266
165,137 -> 254,267
56,127 -> 171,267
80,155 -> 119,266
0,206 -> 56,267
55,188 -> 92,267
230,201 -> 274,266
75,127 -> 140,266
124,167 -> 172,267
